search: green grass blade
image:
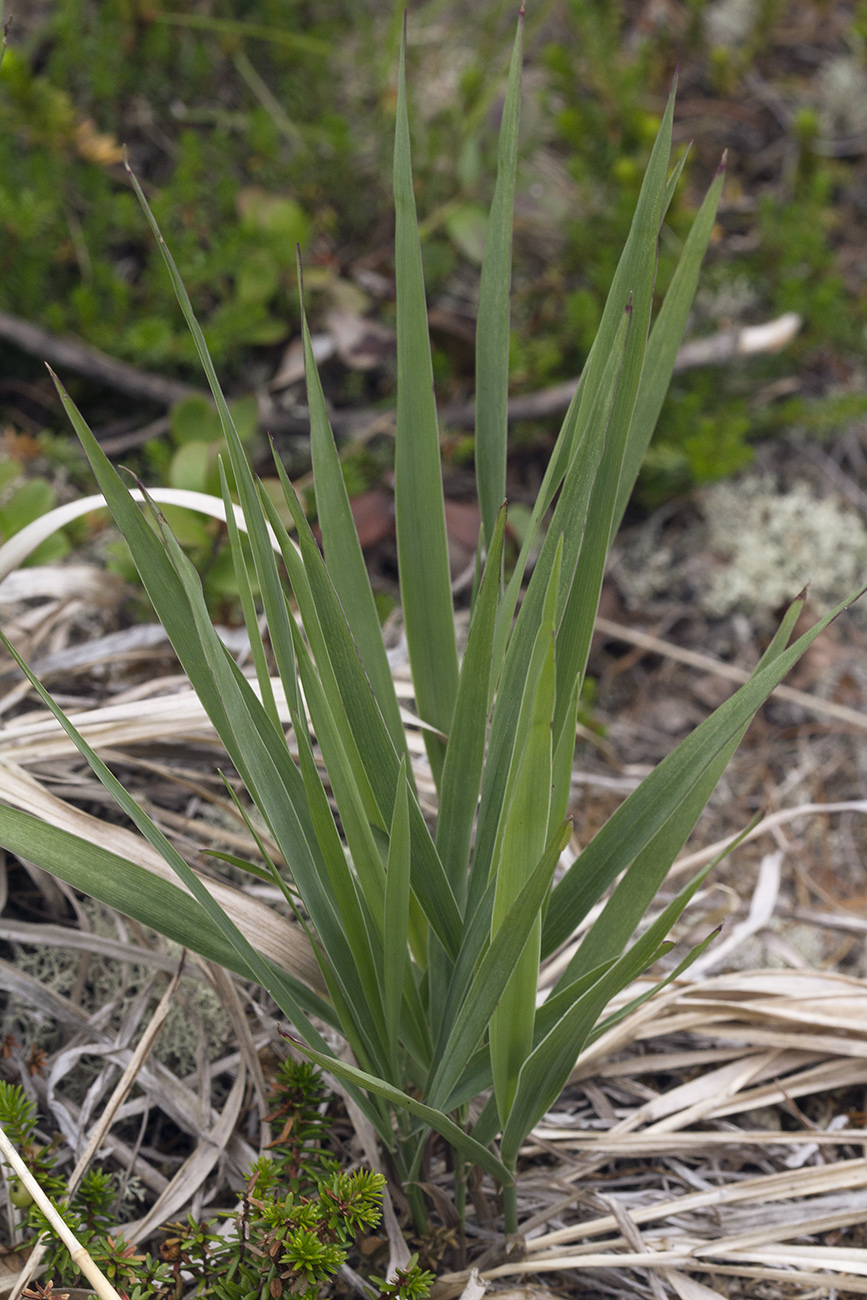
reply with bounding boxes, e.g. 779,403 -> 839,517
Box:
613,158 -> 726,532
470,310 -> 629,914
298,257 -> 407,759
384,757 -> 412,1068
489,625 -> 555,1121
662,145 -> 690,219
584,814 -> 761,1045
283,1029 -> 511,1186
393,17 -> 459,785
597,927 -> 720,1047
260,473 -> 383,827
554,739 -> 739,988
500,935 -> 674,1170
542,586 -> 864,960
126,159 -> 311,790
553,595 -> 811,987
286,614 -> 386,918
218,457 -> 279,730
435,504 -> 507,900
0,632 -> 397,1134
475,11 -> 523,548
263,458 -> 464,959
0,803 -> 327,1023
51,376 -> 252,780
426,820 -> 571,1112
502,844 -> 729,1168
147,493 -> 395,1073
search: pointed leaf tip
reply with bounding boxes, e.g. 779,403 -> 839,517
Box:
716,150 -> 728,175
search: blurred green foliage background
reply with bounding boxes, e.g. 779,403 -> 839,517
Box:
1,0 -> 865,552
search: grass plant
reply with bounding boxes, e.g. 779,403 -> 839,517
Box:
0,12 -> 862,1241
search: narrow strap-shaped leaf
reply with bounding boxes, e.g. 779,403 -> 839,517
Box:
0,802 -> 331,1024
52,377 -> 250,783
283,1030 -> 511,1186
441,1045 -> 495,1116
547,592 -> 806,980
426,820 -> 571,1112
503,844 -> 727,1167
554,737 -> 739,987
491,537 -> 561,869
435,504 -> 507,900
126,162 -> 302,748
218,457 -> 279,730
502,873 -> 704,1168
584,815 -> 762,1046
298,255 -> 407,759
59,380 -> 318,877
263,455 -> 465,959
146,494 -> 375,948
542,586 -> 864,958
550,680 -> 579,835
156,500 -> 399,1078
587,927 -> 718,1049
489,626 -> 555,1121
475,11 -> 523,548
662,144 -> 690,223
260,472 -> 382,828
384,757 -> 412,1071
393,17 -> 459,784
612,158 -> 726,534
550,594 -> 811,986
0,631 -> 390,1138
287,613 -> 386,922
546,88 -> 676,751
487,313 -> 619,709
281,625 -> 393,1072
469,310 -> 629,915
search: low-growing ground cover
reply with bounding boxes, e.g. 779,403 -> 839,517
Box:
0,0 -> 866,512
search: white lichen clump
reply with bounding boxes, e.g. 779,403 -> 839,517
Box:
704,0 -> 756,48
4,900 -> 229,1078
702,476 -> 867,621
817,56 -> 867,140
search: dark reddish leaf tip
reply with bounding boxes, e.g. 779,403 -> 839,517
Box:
716,149 -> 728,176
519,2 -> 525,17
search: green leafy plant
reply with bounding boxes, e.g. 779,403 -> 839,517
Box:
0,14 -> 861,1239
0,1064 -> 430,1300
0,456 -> 69,566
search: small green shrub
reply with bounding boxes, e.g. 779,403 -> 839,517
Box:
0,1063 -> 432,1300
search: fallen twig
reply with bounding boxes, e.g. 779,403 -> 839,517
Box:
0,306 -> 801,446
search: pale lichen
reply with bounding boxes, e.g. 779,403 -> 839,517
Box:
701,476 -> 867,622
704,0 -> 756,48
2,898 -> 229,1081
817,56 -> 867,140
